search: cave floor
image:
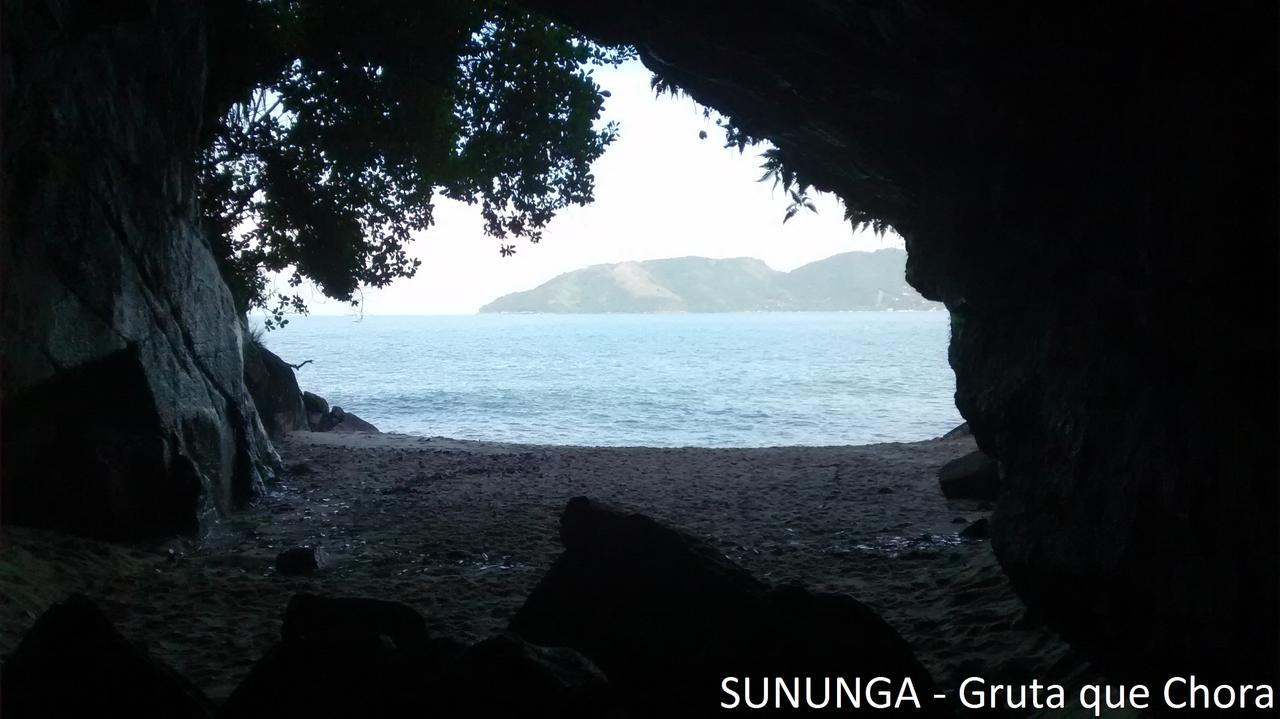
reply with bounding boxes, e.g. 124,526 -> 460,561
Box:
1,431 -> 1090,708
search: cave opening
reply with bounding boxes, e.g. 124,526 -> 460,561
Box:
252,55 -> 962,450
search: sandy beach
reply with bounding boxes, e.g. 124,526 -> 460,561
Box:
0,431 -> 1086,706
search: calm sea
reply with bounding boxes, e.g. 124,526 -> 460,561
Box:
260,312 -> 960,447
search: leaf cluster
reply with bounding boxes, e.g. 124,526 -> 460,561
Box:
200,0 -> 633,327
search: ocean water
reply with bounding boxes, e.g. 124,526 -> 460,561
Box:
261,312 -> 961,447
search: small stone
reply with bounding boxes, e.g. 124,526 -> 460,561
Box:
275,546 -> 330,577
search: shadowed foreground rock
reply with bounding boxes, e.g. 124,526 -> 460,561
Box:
0,594 -> 213,719
220,593 -> 613,719
510,497 -> 938,715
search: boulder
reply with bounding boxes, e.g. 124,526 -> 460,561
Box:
510,497 -> 936,714
275,546 -> 331,577
940,422 -> 971,440
317,407 -> 380,433
937,450 -> 1000,500
243,340 -> 307,440
302,391 -> 330,430
1,594 -> 212,718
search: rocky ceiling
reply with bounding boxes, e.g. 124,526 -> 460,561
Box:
527,0 -> 1279,688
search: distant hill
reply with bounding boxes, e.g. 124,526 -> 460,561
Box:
479,248 -> 941,313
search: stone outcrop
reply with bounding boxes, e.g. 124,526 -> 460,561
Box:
0,1 -> 279,538
528,0 -> 1278,686
302,391 -> 329,430
243,340 -> 307,440
511,497 -> 937,715
315,406 -> 380,434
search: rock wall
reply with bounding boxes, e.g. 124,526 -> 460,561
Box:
529,0 -> 1279,684
0,0 -> 278,539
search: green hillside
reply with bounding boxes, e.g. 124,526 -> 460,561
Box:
479,248 -> 940,313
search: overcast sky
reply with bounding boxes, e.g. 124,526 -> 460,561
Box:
285,59 -> 903,316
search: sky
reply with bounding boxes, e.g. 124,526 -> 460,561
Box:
283,59 -> 903,316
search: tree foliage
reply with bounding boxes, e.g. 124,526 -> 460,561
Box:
200,0 -> 632,327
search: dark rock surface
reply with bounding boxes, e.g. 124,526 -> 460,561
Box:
0,0 -> 279,539
1,595 -> 213,719
510,497 -> 937,715
302,391 -> 330,430
531,0 -> 1279,686
937,450 -> 1000,500
243,341 -> 307,440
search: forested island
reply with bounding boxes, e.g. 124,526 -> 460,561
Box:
480,248 -> 940,313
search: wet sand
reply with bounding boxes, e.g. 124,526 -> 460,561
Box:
0,431 -> 1088,707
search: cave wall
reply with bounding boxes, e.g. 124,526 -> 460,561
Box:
529,0 -> 1279,684
0,0 -> 278,540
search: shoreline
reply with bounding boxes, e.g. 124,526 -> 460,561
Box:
1,430 -> 1084,707
294,428 -> 967,452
